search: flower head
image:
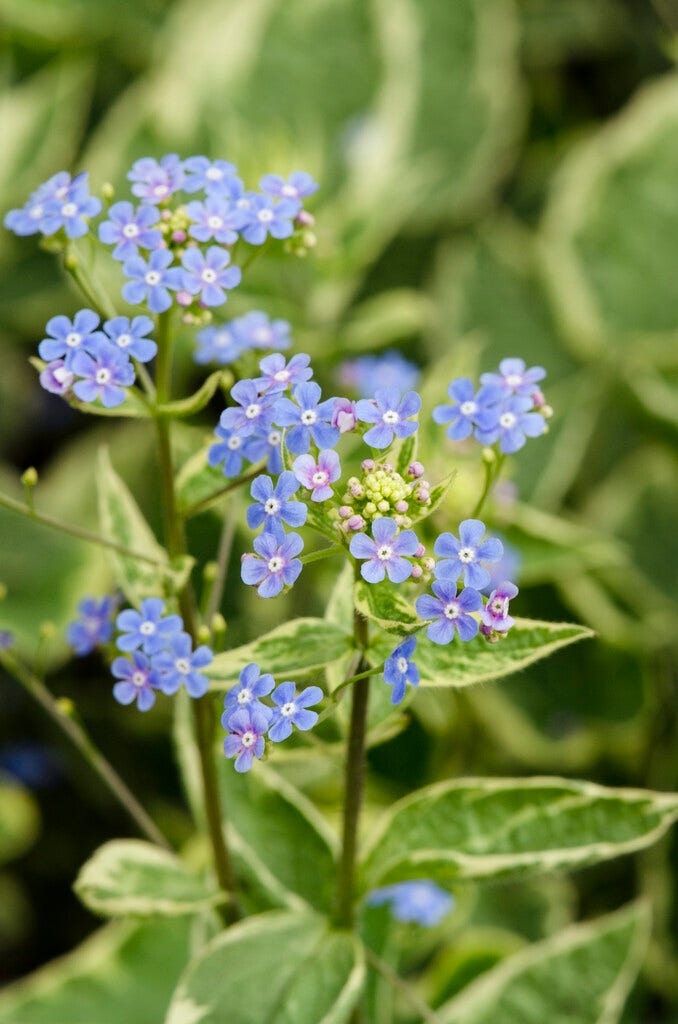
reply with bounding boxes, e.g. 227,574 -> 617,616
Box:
241,532 -> 303,598
268,683 -> 323,742
240,195 -> 301,245
481,358 -> 546,397
194,324 -> 243,366
242,425 -> 283,476
292,449 -> 341,502
415,581 -> 482,645
115,597 -> 183,656
111,651 -> 160,712
223,707 -> 271,773
39,175 -> 101,238
183,156 -> 239,196
208,423 -> 249,478
102,316 -> 157,363
475,395 -> 546,454
98,202 -> 162,261
71,342 -> 135,408
256,352 -> 312,394
367,881 -> 455,927
480,580 -> 519,636
434,519 -> 503,590
122,249 -> 183,313
127,154 -> 185,204
222,663 -> 274,718
185,197 -> 247,244
274,382 -> 339,454
356,388 -> 421,449
39,360 -> 74,396
219,379 -> 276,438
339,351 -> 420,399
38,309 -> 103,367
350,517 -> 419,584
332,398 -> 358,434
66,595 -> 118,656
4,171 -> 92,237
152,632 -> 213,697
432,378 -> 502,442
259,172 -> 318,201
181,245 -> 241,307
247,471 -> 307,535
231,311 -> 292,352
383,636 -> 419,705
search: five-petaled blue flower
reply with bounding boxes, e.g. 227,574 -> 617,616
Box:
247,471 -> 307,536
185,197 -> 247,245
222,663 -> 274,718
127,154 -> 185,203
38,309 -> 103,368
356,388 -> 421,449
194,324 -> 243,366
339,351 -> 420,400
223,707 -> 271,773
39,174 -> 101,239
367,881 -> 455,927
219,379 -> 276,438
122,249 -> 183,313
480,358 -> 546,397
66,595 -> 118,656
152,632 -> 213,697
434,519 -> 503,590
415,581 -> 482,645
98,202 -> 162,261
259,171 -> 319,201
240,195 -> 301,245
181,245 -> 241,307
208,423 -> 249,478
71,342 -> 135,408
243,425 -> 283,476
350,518 -> 419,584
4,171 -> 82,236
115,597 -> 183,656
268,683 -> 323,742
183,156 -> 239,196
102,315 -> 157,363
475,395 -> 546,454
231,311 -> 292,352
274,382 -> 339,454
432,378 -> 502,442
383,637 -> 419,705
256,353 -> 312,394
241,532 -> 304,598
111,651 -> 160,712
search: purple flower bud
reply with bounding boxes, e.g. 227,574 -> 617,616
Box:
160,209 -> 172,222
415,543 -> 426,558
332,397 -> 358,433
348,514 -> 365,531
532,390 -> 545,408
395,500 -> 409,513
350,482 -> 364,498
383,462 -> 394,473
339,505 -> 353,519
0,630 -> 15,650
40,359 -> 75,396
411,564 -> 423,580
176,290 -> 193,307
296,210 -> 315,228
171,229 -> 187,244
415,487 -> 430,504
408,461 -> 425,479
361,458 -> 376,472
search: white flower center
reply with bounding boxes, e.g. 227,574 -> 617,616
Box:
268,431 -> 281,446
241,730 -> 256,748
116,333 -> 132,348
273,369 -> 290,383
122,223 -> 139,238
207,215 -> 223,229
227,436 -> 242,450
311,470 -> 328,487
377,544 -> 393,561
382,410 -> 399,425
245,403 -> 261,420
206,167 -> 223,181
280,701 -> 297,717
61,202 -> 78,217
237,688 -> 252,705
145,270 -> 161,286
267,556 -> 284,573
53,366 -> 73,386
201,268 -> 218,283
281,185 -> 298,198
458,546 -> 475,563
301,409 -> 317,426
252,327 -> 272,344
132,671 -> 146,687
505,374 -> 522,388
499,412 -> 517,429
55,186 -> 69,199
214,331 -> 230,347
236,198 -> 251,209
95,368 -> 111,385
396,656 -> 408,674
258,209 -> 274,223
139,622 -> 156,636
65,332 -> 81,347
153,183 -> 170,198
460,401 -> 477,416
264,497 -> 281,515
175,657 -> 191,675
30,204 -> 44,219
444,601 -> 460,620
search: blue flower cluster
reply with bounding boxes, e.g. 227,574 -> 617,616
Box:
433,359 -> 549,454
66,595 -> 119,656
222,663 -> 322,772
37,309 -> 154,407
194,311 -> 292,366
339,351 -> 420,399
366,880 -> 455,927
4,172 -> 101,238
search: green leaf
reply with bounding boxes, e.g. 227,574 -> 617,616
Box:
439,902 -> 650,1024
74,840 -> 220,917
165,911 -> 364,1024
370,617 -> 594,688
210,618 -> 351,688
96,447 -> 176,605
361,777 -> 678,888
305,500 -> 342,543
395,432 -> 418,477
354,579 -> 420,635
175,443 -> 229,516
0,918 -> 192,1024
158,370 -> 232,419
219,763 -> 338,913
0,778 -> 39,866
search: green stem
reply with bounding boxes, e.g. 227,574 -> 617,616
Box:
300,544 -> 344,565
204,505 -> 236,627
0,490 -> 168,568
1,652 -> 170,850
471,452 -> 505,519
365,948 -> 443,1024
183,463 -> 266,519
330,663 -> 384,701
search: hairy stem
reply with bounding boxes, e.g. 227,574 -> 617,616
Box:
1,652 -> 170,850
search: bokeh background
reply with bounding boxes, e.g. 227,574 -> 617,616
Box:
1,0 -> 678,1020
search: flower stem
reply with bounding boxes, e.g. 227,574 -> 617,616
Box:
183,462 -> 266,519
471,452 -> 505,519
364,948 -> 443,1024
300,543 -> 344,565
1,651 -> 170,850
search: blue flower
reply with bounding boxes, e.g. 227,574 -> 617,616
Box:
98,202 -> 162,261
194,324 -> 244,366
432,378 -> 502,442
356,388 -> 421,449
292,449 -> 341,502
38,309 -> 103,367
102,316 -> 157,363
39,174 -> 102,238
71,342 -> 135,408
208,423 -> 249,477
183,156 -> 239,196
111,651 -> 160,712
273,382 -> 339,454
367,881 -> 455,927
350,518 -> 419,584
383,637 -> 419,705
256,353 -> 312,394
241,532 -> 304,598
222,663 -> 274,718
0,630 -> 15,651
268,683 -> 323,742
122,249 -> 183,313
434,519 -> 503,590
481,357 -> 546,397
66,595 -> 118,656
415,581 -> 482,645
223,707 -> 271,773
185,197 -> 247,244
246,471 -> 307,535
219,379 -> 276,438
181,245 -> 241,306
115,597 -> 183,656
240,195 -> 301,245
338,351 -> 420,399
152,632 -> 213,698
127,154 -> 185,203
259,172 -> 319,201
475,395 -> 546,454
242,425 -> 283,476
231,311 -> 292,352
480,580 -> 519,637
5,171 -> 85,236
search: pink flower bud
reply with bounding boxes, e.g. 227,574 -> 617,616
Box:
339,505 -> 353,519
348,514 -> 365,531
161,209 -> 172,222
171,229 -> 186,244
296,210 -> 315,228
395,500 -> 408,513
415,543 -> 425,558
411,564 -> 423,579
415,488 -> 430,504
383,462 -> 394,473
332,398 -> 358,433
349,482 -> 364,498
532,390 -> 545,408
361,458 -> 376,472
176,290 -> 193,307
407,461 -> 425,479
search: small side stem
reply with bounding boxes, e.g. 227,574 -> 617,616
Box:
1,652 -> 170,850
471,452 -> 505,519
205,507 -> 236,625
365,948 -> 443,1024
